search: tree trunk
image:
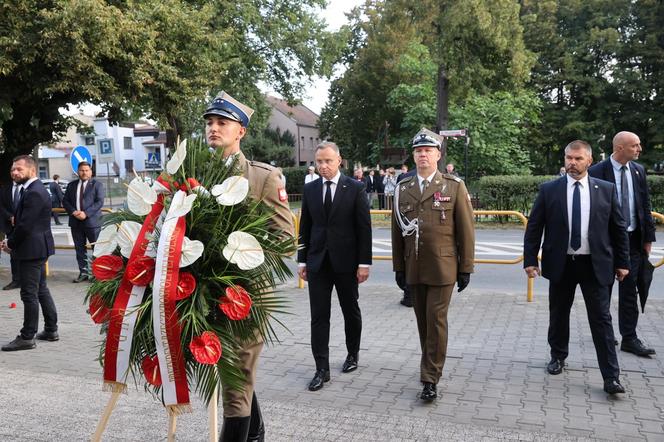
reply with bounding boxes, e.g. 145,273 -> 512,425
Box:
436,63 -> 449,172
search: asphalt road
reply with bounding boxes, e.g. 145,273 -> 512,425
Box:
11,225 -> 662,300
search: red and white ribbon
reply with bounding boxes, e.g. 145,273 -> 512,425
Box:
103,195 -> 164,392
152,213 -> 190,413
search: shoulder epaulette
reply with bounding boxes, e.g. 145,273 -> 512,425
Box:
249,160 -> 276,172
443,173 -> 461,182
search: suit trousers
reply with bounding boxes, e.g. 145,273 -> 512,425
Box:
548,255 -> 619,380
308,255 -> 362,371
71,226 -> 101,274
222,337 -> 263,417
19,258 -> 58,340
411,283 -> 454,384
10,252 -> 20,283
617,231 -> 642,341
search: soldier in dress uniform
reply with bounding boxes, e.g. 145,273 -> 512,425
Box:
204,91 -> 294,441
391,128 -> 475,402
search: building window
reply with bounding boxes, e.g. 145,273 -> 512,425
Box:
125,159 -> 134,173
124,137 -> 133,150
84,136 -> 95,145
39,166 -> 48,179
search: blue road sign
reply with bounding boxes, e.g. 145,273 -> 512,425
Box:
71,145 -> 93,173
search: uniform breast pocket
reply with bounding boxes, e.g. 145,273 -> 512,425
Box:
432,203 -> 452,224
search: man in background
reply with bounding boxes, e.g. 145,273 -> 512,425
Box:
1,155 -> 58,351
49,174 -> 64,225
0,172 -> 25,291
63,161 -> 105,283
589,131 -> 657,357
304,165 -> 319,184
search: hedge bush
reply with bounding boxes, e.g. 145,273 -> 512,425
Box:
476,174 -> 664,215
282,167 -> 308,194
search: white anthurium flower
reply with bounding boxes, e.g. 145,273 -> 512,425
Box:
222,231 -> 265,270
180,237 -> 204,267
93,224 -> 119,257
116,221 -> 143,258
152,179 -> 170,194
166,139 -> 187,174
210,176 -> 249,206
165,190 -> 196,220
127,177 -> 158,216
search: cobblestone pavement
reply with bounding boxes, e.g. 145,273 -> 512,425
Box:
0,270 -> 663,441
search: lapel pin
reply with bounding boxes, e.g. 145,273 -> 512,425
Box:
594,185 -> 598,188
409,182 -> 414,187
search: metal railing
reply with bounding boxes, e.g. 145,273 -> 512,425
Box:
295,209 -> 664,302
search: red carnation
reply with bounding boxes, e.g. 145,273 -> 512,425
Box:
91,255 -> 124,281
141,355 -> 162,386
172,272 -> 196,301
89,294 -> 111,324
125,256 -> 156,286
189,331 -> 222,365
219,286 -> 252,321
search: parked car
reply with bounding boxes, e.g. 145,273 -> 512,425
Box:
41,178 -> 69,198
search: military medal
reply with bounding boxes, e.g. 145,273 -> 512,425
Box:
440,209 -> 446,221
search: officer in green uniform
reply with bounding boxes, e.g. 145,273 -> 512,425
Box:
391,128 -> 475,402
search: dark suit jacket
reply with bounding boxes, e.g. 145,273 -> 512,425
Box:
49,181 -> 65,206
7,179 -> 55,260
63,178 -> 105,229
396,170 -> 416,184
523,176 -> 630,286
0,184 -> 14,234
374,174 -> 385,193
364,175 -> 377,193
298,174 -> 372,273
588,158 -> 656,247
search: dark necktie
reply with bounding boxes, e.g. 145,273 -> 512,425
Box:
79,181 -> 86,210
620,166 -> 630,226
324,181 -> 333,217
571,181 -> 581,251
12,185 -> 20,211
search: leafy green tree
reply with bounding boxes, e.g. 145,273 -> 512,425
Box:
241,128 -> 295,167
448,91 -> 541,177
0,0 -> 332,180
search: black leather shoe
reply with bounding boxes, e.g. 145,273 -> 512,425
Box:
73,274 -> 88,283
547,358 -> 565,375
621,339 -> 656,357
218,416 -> 250,441
400,297 -> 413,307
342,354 -> 358,373
604,378 -> 626,394
420,382 -> 437,402
2,335 -> 36,351
307,369 -> 330,391
2,281 -> 20,290
36,330 -> 59,342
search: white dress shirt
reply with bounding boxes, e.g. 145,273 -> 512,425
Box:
417,171 -> 437,193
321,171 -> 341,201
76,180 -> 88,212
610,154 -> 636,232
566,174 -> 591,255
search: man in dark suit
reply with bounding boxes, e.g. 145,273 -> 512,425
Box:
63,161 -> 105,282
524,140 -> 630,394
49,174 -> 65,225
298,141 -> 372,391
375,169 -> 386,210
364,169 -> 376,208
1,155 -> 58,351
588,131 -> 657,357
0,179 -> 22,290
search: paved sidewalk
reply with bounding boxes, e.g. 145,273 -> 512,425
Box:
0,270 -> 663,440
